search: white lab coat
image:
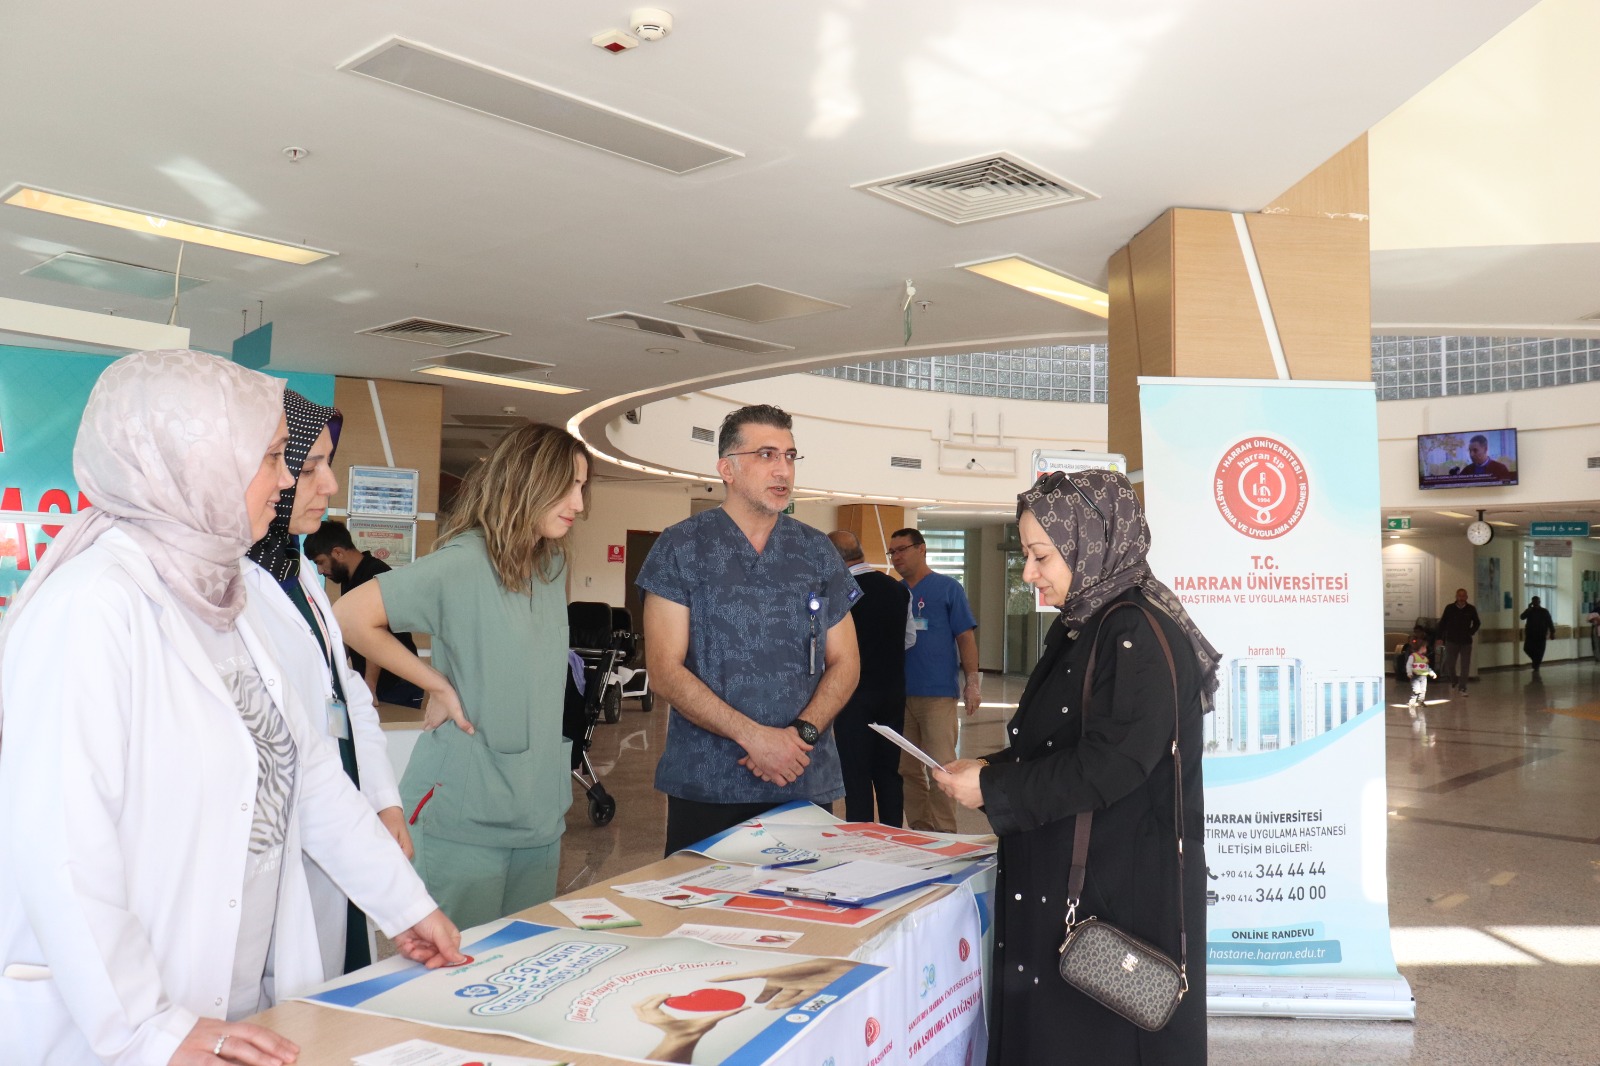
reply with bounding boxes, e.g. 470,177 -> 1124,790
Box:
0,529 -> 435,1066
242,558 -> 404,979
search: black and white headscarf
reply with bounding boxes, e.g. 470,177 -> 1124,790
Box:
246,390 -> 342,583
1018,469 -> 1221,710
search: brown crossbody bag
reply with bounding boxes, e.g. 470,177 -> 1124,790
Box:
1056,601 -> 1189,1031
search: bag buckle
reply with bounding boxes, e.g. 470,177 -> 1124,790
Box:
1058,898 -> 1080,953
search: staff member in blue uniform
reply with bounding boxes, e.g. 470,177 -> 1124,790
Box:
639,404 -> 861,855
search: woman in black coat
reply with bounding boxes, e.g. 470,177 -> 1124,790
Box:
939,470 -> 1219,1065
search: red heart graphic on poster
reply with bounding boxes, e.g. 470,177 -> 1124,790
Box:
822,832 -> 837,837
958,938 -> 971,962
664,894 -> 692,901
582,914 -> 615,921
664,989 -> 747,1012
865,1017 -> 882,1045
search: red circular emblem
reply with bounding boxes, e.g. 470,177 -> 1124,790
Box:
957,938 -> 971,962
1214,437 -> 1309,540
865,1017 -> 881,1046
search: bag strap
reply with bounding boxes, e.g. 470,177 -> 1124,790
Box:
1063,600 -> 1188,990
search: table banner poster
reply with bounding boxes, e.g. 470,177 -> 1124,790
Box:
302,920 -> 886,1065
1138,378 -> 1414,1020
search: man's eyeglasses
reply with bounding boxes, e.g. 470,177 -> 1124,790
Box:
723,447 -> 803,465
887,544 -> 921,556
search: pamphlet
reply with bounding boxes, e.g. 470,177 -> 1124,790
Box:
672,924 -> 803,950
353,1037 -> 565,1066
549,898 -> 641,931
867,723 -> 947,775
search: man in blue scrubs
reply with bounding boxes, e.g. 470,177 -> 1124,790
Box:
889,527 -> 979,832
638,404 -> 862,855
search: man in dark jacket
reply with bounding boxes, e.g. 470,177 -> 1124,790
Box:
1520,595 -> 1556,674
1438,588 -> 1482,695
828,530 -> 913,825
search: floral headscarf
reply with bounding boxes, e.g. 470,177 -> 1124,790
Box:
1018,469 -> 1220,709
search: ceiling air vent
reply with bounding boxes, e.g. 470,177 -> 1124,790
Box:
588,312 -> 794,355
668,284 -> 847,324
889,456 -> 923,469
1588,456 -> 1600,469
856,152 -> 1098,225
360,317 -> 508,348
340,38 -> 741,175
691,426 -> 715,444
416,351 -> 554,376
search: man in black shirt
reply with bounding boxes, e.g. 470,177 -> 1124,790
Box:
828,530 -> 914,826
303,520 -> 425,707
1438,588 -> 1482,696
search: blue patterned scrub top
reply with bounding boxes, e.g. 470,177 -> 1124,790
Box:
636,508 -> 861,803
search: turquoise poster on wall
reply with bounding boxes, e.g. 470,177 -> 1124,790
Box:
0,344 -> 333,604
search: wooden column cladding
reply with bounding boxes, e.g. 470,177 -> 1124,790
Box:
836,504 -> 909,571
1107,135 -> 1371,472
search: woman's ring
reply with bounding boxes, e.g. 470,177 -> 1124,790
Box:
213,1034 -> 227,1056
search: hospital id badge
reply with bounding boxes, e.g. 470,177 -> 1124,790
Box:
326,697 -> 351,740
914,617 -> 930,631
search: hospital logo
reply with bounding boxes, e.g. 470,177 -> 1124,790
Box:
919,963 -> 937,996
1214,437 -> 1309,540
957,937 -> 971,962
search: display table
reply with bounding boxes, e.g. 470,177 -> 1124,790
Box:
253,851 -> 993,1065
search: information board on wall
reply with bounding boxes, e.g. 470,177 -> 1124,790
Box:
1140,378 -> 1413,1020
348,465 -> 421,517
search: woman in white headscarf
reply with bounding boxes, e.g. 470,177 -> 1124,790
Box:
0,350 -> 465,1066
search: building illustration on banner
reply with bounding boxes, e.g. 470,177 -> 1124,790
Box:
1209,658 -> 1384,754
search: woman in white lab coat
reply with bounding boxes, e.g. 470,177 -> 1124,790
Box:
0,350 -> 465,1066
242,391 -> 410,979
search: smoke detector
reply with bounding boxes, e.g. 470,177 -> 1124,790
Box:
631,8 -> 673,41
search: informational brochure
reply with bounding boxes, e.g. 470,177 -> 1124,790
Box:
301,920 -> 884,1066
678,803 -> 995,872
751,860 -> 949,907
347,515 -> 417,567
613,864 -> 779,909
867,723 -> 947,775
549,898 -> 641,931
672,924 -> 803,950
353,1038 -> 566,1066
707,885 -> 940,928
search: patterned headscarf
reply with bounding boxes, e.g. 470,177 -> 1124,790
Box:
1018,469 -> 1220,709
246,390 -> 342,583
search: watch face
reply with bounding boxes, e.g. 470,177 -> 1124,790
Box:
1467,521 -> 1493,546
792,720 -> 819,744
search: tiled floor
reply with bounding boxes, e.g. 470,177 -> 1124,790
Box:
556,664 -> 1600,1065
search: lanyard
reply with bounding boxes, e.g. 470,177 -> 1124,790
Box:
807,588 -> 821,675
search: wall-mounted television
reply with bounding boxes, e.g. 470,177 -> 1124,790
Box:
1417,429 -> 1518,490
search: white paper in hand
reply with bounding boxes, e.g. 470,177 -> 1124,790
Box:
868,723 -> 948,774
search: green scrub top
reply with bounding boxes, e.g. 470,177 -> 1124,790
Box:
384,531 -> 572,848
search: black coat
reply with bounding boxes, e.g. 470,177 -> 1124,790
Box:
844,567 -> 910,719
978,589 -> 1207,1065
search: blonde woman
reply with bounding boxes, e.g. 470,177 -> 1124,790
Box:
335,423 -> 589,929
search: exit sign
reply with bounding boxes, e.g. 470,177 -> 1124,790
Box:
1385,517 -> 1411,530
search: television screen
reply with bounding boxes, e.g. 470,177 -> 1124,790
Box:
1417,429 -> 1518,489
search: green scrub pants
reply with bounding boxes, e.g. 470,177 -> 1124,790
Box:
412,832 -> 561,931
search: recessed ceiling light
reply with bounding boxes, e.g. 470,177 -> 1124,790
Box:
2,186 -> 334,265
1489,521 -> 1519,528
1435,511 -> 1474,519
415,365 -> 584,394
959,255 -> 1109,318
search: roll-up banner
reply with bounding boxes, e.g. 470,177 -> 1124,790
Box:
1139,377 -> 1414,1020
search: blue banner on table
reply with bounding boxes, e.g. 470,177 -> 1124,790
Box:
1139,378 -> 1414,1020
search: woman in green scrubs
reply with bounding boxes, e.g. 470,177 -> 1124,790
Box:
334,422 -> 590,929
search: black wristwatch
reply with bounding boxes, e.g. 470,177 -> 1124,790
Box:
788,718 -> 820,745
